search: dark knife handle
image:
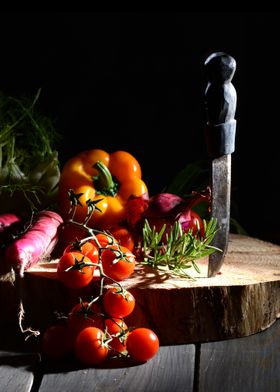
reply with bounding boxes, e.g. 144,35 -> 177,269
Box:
204,52 -> 237,158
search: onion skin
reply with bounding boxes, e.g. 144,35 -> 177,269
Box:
127,190 -> 210,240
146,193 -> 184,216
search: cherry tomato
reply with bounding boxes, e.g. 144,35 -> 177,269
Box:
103,287 -> 135,318
67,301 -> 103,347
41,325 -> 71,359
64,240 -> 99,264
109,225 -> 135,252
75,327 -> 108,365
101,245 -> 136,281
126,328 -> 159,362
104,318 -> 128,354
94,232 -> 115,248
57,252 -> 95,289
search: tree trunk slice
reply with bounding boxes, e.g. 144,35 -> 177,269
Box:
1,234 -> 280,344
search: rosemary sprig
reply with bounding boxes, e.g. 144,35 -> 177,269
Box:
142,218 -> 220,279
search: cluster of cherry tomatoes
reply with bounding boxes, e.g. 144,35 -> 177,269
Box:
56,230 -> 136,288
41,227 -> 159,365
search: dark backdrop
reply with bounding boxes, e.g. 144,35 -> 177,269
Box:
0,11 -> 279,243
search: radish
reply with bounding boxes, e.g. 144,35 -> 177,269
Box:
5,210 -> 63,274
0,213 -> 23,250
0,213 -> 21,234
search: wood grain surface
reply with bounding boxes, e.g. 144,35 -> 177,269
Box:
1,321 -> 279,392
1,234 -> 280,344
0,330 -> 39,392
198,318 -> 280,392
38,344 -> 195,392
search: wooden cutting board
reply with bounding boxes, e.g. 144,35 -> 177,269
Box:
1,234 -> 280,344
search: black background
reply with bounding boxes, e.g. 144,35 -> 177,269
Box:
0,11 -> 279,243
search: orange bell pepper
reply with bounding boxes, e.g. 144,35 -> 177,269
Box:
58,149 -> 148,229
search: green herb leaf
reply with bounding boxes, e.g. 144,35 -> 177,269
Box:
141,218 -> 220,279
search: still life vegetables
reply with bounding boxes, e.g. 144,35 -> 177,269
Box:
101,245 -> 136,281
0,91 -> 220,369
58,149 -> 148,229
67,301 -> 104,344
123,189 -> 219,278
56,251 -> 95,289
5,210 -> 63,274
127,190 -> 209,238
74,327 -> 109,365
56,150 -> 219,281
103,287 -> 136,318
141,218 -> 219,279
0,213 -> 22,250
0,88 -> 213,368
41,325 -> 71,359
42,209 -> 158,365
0,213 -> 21,233
126,328 -> 159,363
0,89 -> 61,216
109,225 -> 135,251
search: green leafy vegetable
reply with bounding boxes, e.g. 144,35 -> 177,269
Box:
0,88 -> 61,215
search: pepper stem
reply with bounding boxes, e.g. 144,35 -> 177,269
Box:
93,161 -> 119,197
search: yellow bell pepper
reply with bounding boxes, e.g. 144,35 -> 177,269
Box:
58,149 -> 148,229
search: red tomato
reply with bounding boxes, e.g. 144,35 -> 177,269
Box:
64,240 -> 99,264
101,245 -> 136,281
93,232 -> 115,248
104,318 -> 128,354
109,225 -> 135,252
41,325 -> 71,359
67,301 -> 103,347
126,328 -> 159,362
57,252 -> 95,289
103,287 -> 135,318
75,327 -> 108,365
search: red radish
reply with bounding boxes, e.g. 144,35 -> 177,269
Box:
0,213 -> 21,233
0,213 -> 23,250
5,210 -> 63,274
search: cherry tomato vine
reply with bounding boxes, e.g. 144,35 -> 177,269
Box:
42,189 -> 159,366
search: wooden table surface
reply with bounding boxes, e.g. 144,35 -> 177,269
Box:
1,318 -> 279,392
